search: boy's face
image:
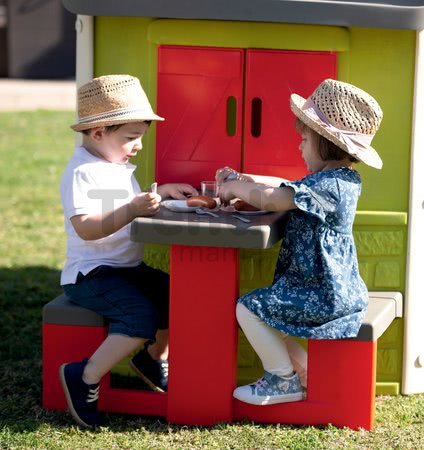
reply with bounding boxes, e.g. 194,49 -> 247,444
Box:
86,122 -> 149,164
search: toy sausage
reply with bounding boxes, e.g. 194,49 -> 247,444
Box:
187,195 -> 217,209
234,200 -> 260,212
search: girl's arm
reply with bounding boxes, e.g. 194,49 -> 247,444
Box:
215,167 -> 288,187
70,192 -> 161,241
219,180 -> 296,212
243,173 -> 289,186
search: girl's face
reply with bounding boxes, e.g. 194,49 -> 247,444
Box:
85,122 -> 149,164
298,128 -> 325,173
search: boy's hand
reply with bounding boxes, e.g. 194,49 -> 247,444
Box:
158,183 -> 198,200
130,192 -> 162,217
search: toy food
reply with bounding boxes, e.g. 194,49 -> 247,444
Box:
187,195 -> 217,209
234,200 -> 261,212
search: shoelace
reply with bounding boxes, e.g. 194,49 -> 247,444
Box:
86,385 -> 100,403
160,361 -> 169,377
252,378 -> 268,389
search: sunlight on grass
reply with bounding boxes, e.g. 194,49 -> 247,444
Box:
0,111 -> 73,269
0,111 -> 423,449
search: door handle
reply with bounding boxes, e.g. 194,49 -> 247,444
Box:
226,96 -> 237,137
251,97 -> 262,138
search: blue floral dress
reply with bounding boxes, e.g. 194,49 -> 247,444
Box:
239,168 -> 368,339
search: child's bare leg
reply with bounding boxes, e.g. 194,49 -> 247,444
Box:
148,328 -> 169,360
83,334 -> 146,384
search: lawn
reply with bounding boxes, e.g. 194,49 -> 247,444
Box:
0,110 -> 423,449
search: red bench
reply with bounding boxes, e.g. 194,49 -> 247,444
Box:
42,290 -> 402,430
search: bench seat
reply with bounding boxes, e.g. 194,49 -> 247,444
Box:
42,291 -> 402,429
43,291 -> 402,340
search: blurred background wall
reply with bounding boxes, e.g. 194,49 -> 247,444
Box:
0,0 -> 75,79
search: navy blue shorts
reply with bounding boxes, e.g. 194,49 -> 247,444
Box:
62,263 -> 169,340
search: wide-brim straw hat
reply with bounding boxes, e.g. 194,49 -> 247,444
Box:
71,74 -> 164,132
290,79 -> 383,169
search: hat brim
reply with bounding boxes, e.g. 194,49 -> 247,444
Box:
71,113 -> 164,132
290,93 -> 383,169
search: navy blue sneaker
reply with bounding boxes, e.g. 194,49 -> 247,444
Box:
129,343 -> 168,392
59,358 -> 101,429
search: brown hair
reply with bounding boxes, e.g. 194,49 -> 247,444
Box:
81,121 -> 152,136
295,118 -> 359,163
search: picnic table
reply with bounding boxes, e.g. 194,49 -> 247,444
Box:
130,207 -> 287,424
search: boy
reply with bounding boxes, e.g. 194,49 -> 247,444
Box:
59,74 -> 197,428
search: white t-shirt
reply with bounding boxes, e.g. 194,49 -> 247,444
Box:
60,146 -> 144,285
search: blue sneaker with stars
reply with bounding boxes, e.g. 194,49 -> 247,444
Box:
233,371 -> 304,405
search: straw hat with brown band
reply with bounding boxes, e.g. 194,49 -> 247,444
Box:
71,74 -> 164,132
290,79 -> 383,169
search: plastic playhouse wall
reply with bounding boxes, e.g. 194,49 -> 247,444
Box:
93,17 -> 412,395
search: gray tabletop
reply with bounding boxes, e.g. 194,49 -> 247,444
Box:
131,207 -> 286,249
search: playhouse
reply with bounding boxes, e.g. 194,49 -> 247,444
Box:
58,0 -> 423,410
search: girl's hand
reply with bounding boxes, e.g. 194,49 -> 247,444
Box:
130,192 -> 162,217
215,167 -> 239,185
218,181 -> 238,206
216,167 -> 253,185
158,183 -> 198,200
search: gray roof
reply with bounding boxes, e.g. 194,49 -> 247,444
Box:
62,0 -> 424,30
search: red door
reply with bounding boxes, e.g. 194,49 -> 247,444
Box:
243,50 -> 337,180
156,46 -> 337,185
156,46 -> 244,186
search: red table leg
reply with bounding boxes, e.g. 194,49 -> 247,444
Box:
167,245 -> 239,425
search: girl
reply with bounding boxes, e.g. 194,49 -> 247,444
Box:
216,78 -> 383,405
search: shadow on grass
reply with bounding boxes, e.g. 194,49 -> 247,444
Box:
0,266 -> 308,433
0,266 -> 235,433
0,266 -> 64,429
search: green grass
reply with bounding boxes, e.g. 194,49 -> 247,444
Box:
0,110 -> 423,449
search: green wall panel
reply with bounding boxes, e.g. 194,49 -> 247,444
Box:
95,16 -> 159,187
94,17 -> 153,80
339,28 -> 415,212
148,20 -> 349,51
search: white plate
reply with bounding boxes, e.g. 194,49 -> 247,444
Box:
161,199 -> 197,212
219,205 -> 236,212
236,209 -> 270,216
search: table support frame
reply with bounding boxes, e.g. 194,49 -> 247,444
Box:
167,244 -> 240,425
